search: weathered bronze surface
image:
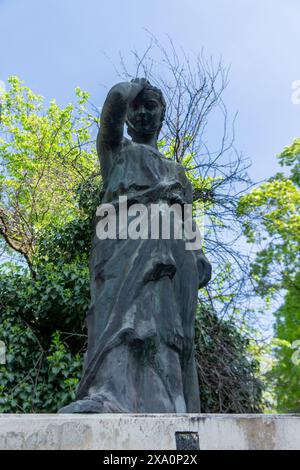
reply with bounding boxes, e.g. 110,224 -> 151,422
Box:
59,78 -> 211,413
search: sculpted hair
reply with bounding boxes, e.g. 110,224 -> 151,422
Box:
144,82 -> 166,133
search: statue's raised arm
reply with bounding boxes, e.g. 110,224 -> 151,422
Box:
97,78 -> 149,179
58,77 -> 212,415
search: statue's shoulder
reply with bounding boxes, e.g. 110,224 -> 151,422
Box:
118,137 -> 135,153
109,137 -> 131,157
121,137 -> 131,148
158,153 -> 187,173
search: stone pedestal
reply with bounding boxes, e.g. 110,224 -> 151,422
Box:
0,414 -> 300,450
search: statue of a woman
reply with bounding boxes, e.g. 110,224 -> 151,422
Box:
59,78 -> 211,413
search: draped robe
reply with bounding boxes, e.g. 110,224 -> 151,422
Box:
59,137 -> 211,413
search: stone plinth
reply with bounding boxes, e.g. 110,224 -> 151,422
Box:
0,414 -> 300,450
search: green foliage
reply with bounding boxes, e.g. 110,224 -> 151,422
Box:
237,144 -> 300,297
266,272 -> 300,412
279,138 -> 300,186
0,78 -> 264,413
0,76 -> 97,266
0,262 -> 90,338
0,133 -> 100,411
0,318 -> 82,412
0,218 -> 90,411
238,138 -> 300,411
0,189 -> 263,413
195,305 -> 263,413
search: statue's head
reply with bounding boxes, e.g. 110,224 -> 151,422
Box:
126,79 -> 166,139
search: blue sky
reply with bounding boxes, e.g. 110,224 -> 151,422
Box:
1,0 -> 300,181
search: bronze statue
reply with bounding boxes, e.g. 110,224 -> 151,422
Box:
59,78 -> 211,413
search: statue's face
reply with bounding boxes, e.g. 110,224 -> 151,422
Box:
127,89 -> 163,136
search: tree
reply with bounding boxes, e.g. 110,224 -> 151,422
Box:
117,35 -> 254,324
195,305 -> 263,413
0,41 -> 263,411
266,272 -> 300,412
0,77 -> 98,411
237,140 -> 300,298
0,76 -> 97,271
237,138 -> 300,411
0,215 -> 90,412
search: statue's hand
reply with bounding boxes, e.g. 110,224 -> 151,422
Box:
131,77 -> 150,87
129,77 -> 149,102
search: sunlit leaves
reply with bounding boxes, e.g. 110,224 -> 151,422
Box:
0,76 -> 97,266
239,140 -> 300,411
237,158 -> 300,295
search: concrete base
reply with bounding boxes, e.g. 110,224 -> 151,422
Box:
0,414 -> 300,450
